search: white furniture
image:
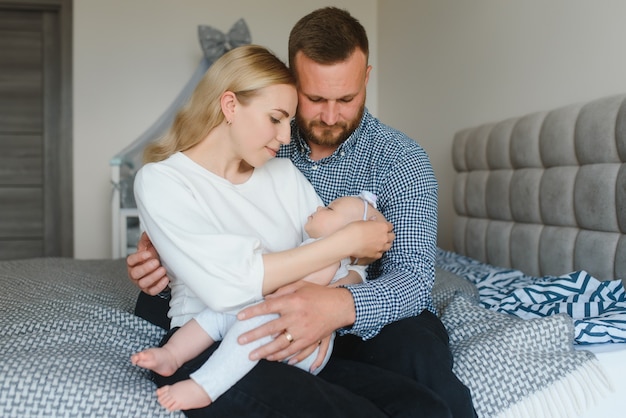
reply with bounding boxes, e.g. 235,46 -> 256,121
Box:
110,151 -> 142,259
112,207 -> 139,259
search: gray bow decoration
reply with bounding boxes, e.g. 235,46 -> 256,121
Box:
198,18 -> 251,61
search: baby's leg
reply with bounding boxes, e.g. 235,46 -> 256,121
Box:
156,380 -> 212,412
131,318 -> 214,377
189,312 -> 277,402
290,332 -> 335,375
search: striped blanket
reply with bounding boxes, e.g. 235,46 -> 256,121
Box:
436,249 -> 626,345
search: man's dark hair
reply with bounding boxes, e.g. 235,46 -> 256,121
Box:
288,7 -> 369,70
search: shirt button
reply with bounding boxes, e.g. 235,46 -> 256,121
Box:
340,152 -> 345,156
312,165 -> 318,170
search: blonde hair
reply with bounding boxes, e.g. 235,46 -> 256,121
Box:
143,45 -> 295,163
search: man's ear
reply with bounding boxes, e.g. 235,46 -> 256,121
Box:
220,91 -> 237,122
364,65 -> 372,86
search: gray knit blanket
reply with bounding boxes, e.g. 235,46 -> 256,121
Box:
0,258 -> 181,417
442,296 -> 610,418
0,258 -> 613,417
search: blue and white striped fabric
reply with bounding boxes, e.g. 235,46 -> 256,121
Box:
436,249 -> 626,345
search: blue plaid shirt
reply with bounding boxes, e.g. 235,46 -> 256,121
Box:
278,109 -> 437,339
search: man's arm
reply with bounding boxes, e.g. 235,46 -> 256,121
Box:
343,152 -> 438,339
237,144 -> 437,359
237,281 -> 356,362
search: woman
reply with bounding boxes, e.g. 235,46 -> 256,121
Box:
132,192 -> 386,411
133,45 -> 393,414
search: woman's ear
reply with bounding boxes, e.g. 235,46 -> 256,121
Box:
220,91 -> 237,123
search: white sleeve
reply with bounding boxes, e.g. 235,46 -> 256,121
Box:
328,259 -> 368,284
134,164 -> 264,313
345,264 -> 368,283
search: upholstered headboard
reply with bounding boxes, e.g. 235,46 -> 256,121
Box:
452,94 -> 626,282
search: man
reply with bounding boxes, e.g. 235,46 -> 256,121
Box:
129,7 -> 475,417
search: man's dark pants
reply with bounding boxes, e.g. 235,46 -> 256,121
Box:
136,292 -> 475,417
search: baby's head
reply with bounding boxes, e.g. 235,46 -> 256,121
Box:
305,193 -> 385,239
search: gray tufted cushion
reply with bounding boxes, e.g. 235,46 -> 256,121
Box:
452,94 -> 626,282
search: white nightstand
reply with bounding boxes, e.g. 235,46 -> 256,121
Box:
110,161 -> 141,259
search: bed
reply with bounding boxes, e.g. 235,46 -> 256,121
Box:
3,38 -> 625,417
0,258 -> 180,417
2,258 -> 621,418
439,92 -> 626,418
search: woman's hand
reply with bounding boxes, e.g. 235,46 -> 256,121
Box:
126,232 -> 170,295
341,219 -> 395,261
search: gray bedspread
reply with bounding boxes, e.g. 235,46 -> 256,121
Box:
0,258 -> 181,417
0,257 -> 614,418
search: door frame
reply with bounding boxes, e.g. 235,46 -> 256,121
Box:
0,0 -> 73,256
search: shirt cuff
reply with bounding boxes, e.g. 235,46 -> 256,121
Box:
336,284 -> 383,340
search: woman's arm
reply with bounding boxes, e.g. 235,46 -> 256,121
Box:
261,219 -> 392,295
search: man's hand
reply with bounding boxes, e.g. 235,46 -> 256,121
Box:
236,281 -> 355,362
127,232 -> 170,295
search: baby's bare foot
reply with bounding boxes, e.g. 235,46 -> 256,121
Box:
156,380 -> 212,411
130,347 -> 179,377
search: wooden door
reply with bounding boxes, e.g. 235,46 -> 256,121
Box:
0,0 -> 72,259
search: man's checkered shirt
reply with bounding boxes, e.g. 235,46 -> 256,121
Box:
278,109 -> 438,339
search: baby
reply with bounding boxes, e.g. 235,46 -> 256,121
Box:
131,192 -> 386,412
300,191 -> 383,287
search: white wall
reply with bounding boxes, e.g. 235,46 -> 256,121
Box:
378,0 -> 626,250
75,0 -> 626,259
73,0 -> 377,258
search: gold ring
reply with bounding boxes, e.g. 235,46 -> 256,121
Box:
284,332 -> 294,344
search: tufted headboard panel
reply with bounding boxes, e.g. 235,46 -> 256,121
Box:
452,94 -> 626,282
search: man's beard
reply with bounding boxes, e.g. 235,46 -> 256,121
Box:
296,105 -> 364,147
